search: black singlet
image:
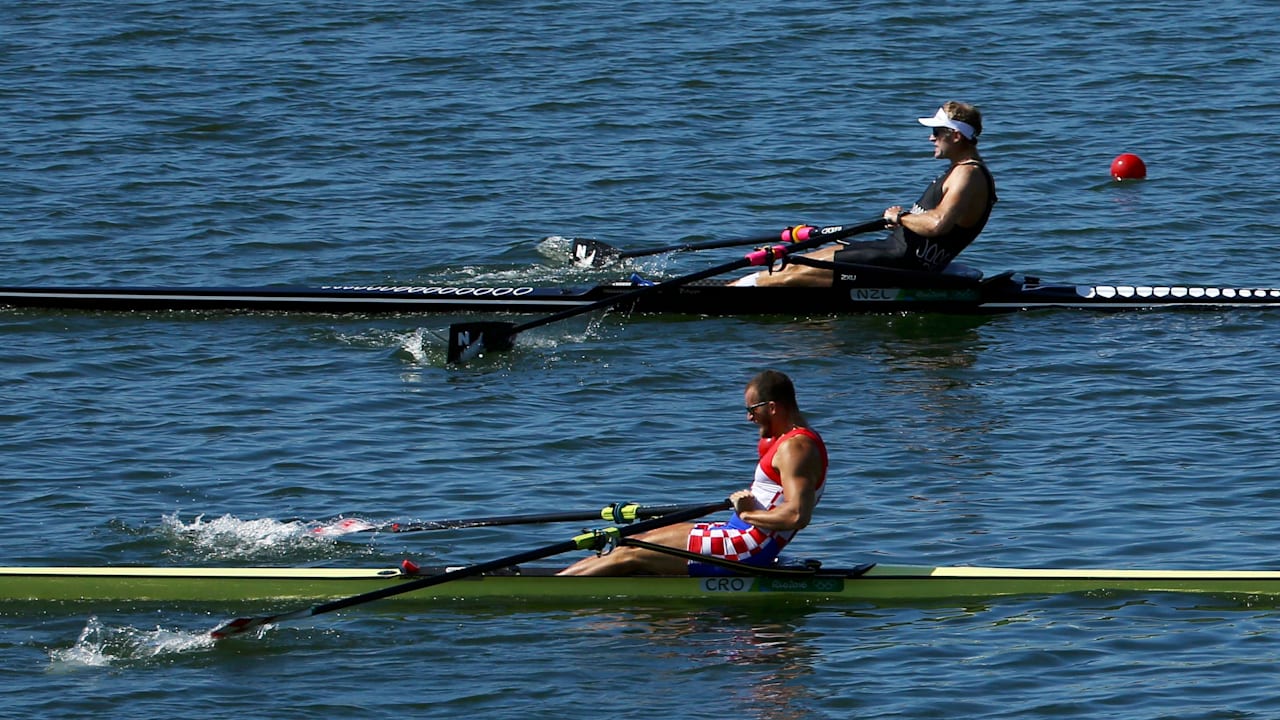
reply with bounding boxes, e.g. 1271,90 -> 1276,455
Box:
833,160 -> 996,272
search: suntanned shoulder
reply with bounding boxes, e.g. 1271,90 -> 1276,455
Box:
942,163 -> 990,226
772,430 -> 824,473
946,161 -> 986,185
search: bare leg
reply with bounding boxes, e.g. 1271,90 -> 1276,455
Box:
751,246 -> 837,287
557,523 -> 695,576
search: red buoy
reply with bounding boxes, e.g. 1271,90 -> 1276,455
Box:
1110,153 -> 1147,181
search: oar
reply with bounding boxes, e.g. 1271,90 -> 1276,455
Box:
572,233 -> 789,268
310,501 -> 708,535
448,217 -> 886,363
210,499 -> 730,638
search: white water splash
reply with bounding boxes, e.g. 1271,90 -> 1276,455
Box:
326,327 -> 446,366
48,617 -> 215,670
533,234 -> 574,257
161,513 -> 370,561
394,327 -> 432,363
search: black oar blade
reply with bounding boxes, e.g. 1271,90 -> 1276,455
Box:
571,238 -> 621,268
447,321 -> 516,363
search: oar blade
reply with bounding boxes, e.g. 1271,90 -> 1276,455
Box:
447,321 -> 516,363
210,616 -> 268,639
569,231 -> 786,266
211,607 -> 312,639
571,238 -> 621,268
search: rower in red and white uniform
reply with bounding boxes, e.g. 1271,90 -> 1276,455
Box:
558,369 -> 827,576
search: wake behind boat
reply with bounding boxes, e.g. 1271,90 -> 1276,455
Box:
4,270 -> 1280,316
9,562 -> 1280,605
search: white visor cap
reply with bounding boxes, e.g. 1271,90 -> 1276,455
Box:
918,107 -> 976,140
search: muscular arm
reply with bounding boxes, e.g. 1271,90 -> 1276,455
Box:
732,434 -> 823,531
893,163 -> 989,237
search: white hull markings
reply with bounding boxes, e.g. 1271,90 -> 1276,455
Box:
322,285 -> 536,297
1086,286 -> 1280,300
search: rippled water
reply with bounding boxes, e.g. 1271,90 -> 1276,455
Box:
4,1 -> 1280,718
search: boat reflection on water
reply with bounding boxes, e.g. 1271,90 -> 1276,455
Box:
573,605 -> 827,720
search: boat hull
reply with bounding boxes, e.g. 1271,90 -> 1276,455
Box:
3,276 -> 1280,315
8,565 -> 1280,605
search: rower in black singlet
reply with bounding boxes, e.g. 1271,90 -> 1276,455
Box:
833,160 -> 997,272
738,101 -> 996,288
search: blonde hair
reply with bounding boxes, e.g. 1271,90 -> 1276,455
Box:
943,101 -> 983,140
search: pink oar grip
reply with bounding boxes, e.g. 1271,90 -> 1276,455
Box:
744,244 -> 790,266
781,225 -> 814,242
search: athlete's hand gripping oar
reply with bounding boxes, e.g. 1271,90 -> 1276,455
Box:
449,218 -> 886,363
210,499 -> 730,638
312,501 -> 709,536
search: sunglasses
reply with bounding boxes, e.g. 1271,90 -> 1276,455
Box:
746,400 -> 770,414
930,126 -> 956,139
